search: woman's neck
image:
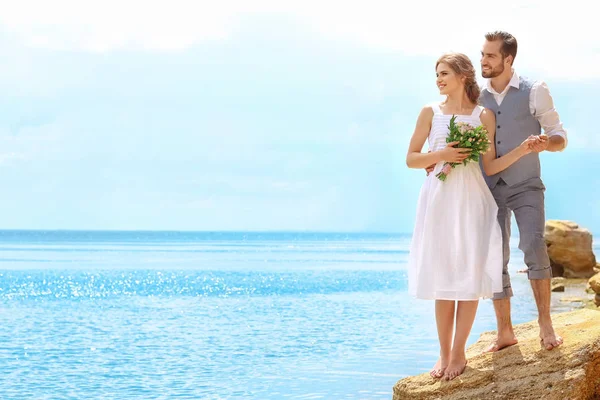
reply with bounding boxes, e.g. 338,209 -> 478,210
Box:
442,91 -> 475,112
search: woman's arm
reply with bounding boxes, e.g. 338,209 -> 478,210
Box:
406,106 -> 470,169
480,108 -> 534,176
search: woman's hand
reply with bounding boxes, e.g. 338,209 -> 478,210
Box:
528,134 -> 549,153
425,150 -> 435,175
438,141 -> 471,163
518,136 -> 538,156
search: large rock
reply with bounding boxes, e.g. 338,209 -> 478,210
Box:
545,220 -> 596,278
393,309 -> 600,400
589,273 -> 600,294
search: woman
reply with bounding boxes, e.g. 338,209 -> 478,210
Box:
405,53 -> 536,381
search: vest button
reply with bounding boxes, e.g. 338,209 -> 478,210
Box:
497,125 -> 501,129
498,111 -> 501,115
497,141 -> 501,144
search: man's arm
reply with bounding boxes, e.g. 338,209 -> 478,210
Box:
531,81 -> 567,153
547,135 -> 566,152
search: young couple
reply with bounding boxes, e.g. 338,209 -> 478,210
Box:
406,31 -> 568,381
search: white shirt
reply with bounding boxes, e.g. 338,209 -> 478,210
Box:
483,70 -> 568,151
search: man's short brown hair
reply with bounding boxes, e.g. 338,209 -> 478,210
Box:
485,31 -> 518,65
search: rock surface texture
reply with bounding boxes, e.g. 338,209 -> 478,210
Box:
393,309 -> 600,400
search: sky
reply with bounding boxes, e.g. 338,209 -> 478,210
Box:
0,1 -> 598,233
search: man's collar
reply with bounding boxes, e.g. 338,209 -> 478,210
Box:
485,69 -> 519,95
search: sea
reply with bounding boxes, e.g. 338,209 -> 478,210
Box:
0,230 -> 594,399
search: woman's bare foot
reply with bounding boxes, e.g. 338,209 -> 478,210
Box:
443,355 -> 467,381
483,334 -> 518,353
430,358 -> 448,379
539,321 -> 563,350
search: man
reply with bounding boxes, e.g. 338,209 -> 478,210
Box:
427,31 -> 567,351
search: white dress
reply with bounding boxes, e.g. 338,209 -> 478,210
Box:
407,103 -> 503,300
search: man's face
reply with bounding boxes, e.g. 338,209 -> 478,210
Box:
480,40 -> 507,78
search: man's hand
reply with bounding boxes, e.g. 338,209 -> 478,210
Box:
528,134 -> 549,153
518,136 -> 539,156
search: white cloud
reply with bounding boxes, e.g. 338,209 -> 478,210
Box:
0,0 -> 234,52
1,0 -> 597,79
0,116 -> 76,164
0,152 -> 27,165
560,129 -> 600,150
283,0 -> 598,80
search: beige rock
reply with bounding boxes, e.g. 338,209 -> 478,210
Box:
393,309 -> 600,400
586,287 -> 596,294
595,295 -> 600,307
589,273 -> 600,294
559,297 -> 584,304
551,277 -> 566,292
545,220 -> 596,278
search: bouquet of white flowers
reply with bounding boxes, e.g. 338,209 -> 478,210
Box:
436,115 -> 491,181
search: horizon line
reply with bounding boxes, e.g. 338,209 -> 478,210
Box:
0,228 -> 409,234
0,228 -> 548,238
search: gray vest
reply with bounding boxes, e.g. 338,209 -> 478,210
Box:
479,76 -> 541,189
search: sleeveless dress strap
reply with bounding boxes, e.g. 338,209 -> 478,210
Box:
430,102 -> 442,114
472,105 -> 484,118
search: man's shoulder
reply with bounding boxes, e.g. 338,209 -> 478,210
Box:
478,86 -> 492,101
518,75 -> 540,90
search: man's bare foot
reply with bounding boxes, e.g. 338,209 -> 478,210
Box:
443,355 -> 467,381
483,334 -> 518,353
539,321 -> 563,350
430,358 -> 448,379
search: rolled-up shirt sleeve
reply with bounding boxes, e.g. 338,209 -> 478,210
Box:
531,81 -> 568,151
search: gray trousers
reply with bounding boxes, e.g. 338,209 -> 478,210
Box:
491,177 -> 552,300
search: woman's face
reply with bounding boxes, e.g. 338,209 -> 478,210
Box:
436,62 -> 463,96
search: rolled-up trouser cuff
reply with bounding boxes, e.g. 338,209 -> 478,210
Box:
493,286 -> 514,300
527,265 -> 552,280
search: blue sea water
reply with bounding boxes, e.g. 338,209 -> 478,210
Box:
0,230 -> 594,399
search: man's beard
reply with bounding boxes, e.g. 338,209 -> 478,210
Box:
481,63 -> 505,78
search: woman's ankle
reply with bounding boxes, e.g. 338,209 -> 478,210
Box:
450,347 -> 466,358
